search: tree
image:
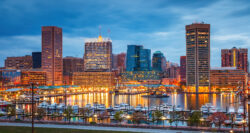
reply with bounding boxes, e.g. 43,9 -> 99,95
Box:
7,106 -> 16,120
63,106 -> 73,123
132,112 -> 146,125
114,111 -> 123,124
36,108 -> 46,120
169,107 -> 183,128
152,110 -> 163,124
208,112 -> 228,131
188,111 -> 201,127
99,111 -> 109,124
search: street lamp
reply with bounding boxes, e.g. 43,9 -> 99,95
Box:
161,116 -> 167,127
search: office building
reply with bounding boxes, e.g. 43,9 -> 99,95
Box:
152,51 -> 166,71
186,23 -> 210,93
21,69 -> 46,86
63,57 -> 84,85
113,53 -> 126,74
84,35 -> 112,72
180,56 -> 186,84
221,47 -> 248,73
126,45 -> 151,71
41,26 -> 63,86
32,52 -> 41,69
210,67 -> 247,92
5,55 -> 32,70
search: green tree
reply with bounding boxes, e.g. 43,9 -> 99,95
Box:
152,110 -> 163,124
132,112 -> 146,125
36,108 -> 46,120
114,111 -> 123,124
7,106 -> 16,120
63,106 -> 74,123
188,111 -> 202,127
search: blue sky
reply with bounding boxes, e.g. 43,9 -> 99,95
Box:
0,0 -> 250,67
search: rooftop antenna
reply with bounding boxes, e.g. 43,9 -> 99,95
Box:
99,25 -> 102,37
107,29 -> 111,40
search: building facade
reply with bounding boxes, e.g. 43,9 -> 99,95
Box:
221,47 -> 248,73
0,69 -> 21,91
113,53 -> 126,74
32,52 -> 41,69
121,71 -> 161,82
21,70 -> 46,86
72,72 -> 115,91
210,67 -> 247,92
152,51 -> 166,72
126,45 -> 151,71
186,23 -> 210,93
180,56 -> 186,84
84,36 -> 112,72
63,57 -> 84,85
5,55 -> 32,70
41,26 -> 63,86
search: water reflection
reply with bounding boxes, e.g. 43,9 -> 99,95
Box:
41,93 -> 241,110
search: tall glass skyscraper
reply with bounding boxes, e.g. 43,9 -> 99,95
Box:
126,45 -> 151,71
152,51 -> 166,71
186,23 -> 210,93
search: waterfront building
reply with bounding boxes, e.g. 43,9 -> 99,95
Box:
180,56 -> 186,84
72,72 -> 115,91
5,55 -> 32,70
84,36 -> 112,72
0,69 -> 21,91
210,67 -> 247,92
165,61 -> 180,79
41,26 -> 63,86
186,23 -> 210,93
21,69 -> 46,86
221,47 -> 248,73
152,51 -> 166,72
32,52 -> 41,69
112,53 -> 126,74
63,56 -> 84,85
121,71 -> 161,82
126,45 -> 151,71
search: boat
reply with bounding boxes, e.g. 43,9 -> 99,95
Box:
120,103 -> 129,110
85,103 -> 92,109
209,106 -> 217,113
175,105 -> 183,111
57,103 -> 65,110
38,101 -> 48,108
113,105 -> 121,111
49,103 -> 57,110
238,106 -> 244,114
0,101 -> 12,107
107,105 -> 113,111
224,120 -> 232,125
141,107 -> 149,112
200,105 -> 208,113
0,110 -> 7,115
97,104 -> 106,111
72,105 -> 79,110
228,106 -> 235,114
134,104 -> 142,111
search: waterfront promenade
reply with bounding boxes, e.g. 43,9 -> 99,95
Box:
0,120 -> 245,133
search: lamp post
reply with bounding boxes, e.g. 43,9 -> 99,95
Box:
161,116 -> 167,128
31,83 -> 35,133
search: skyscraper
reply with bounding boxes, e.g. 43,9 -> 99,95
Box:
41,26 -> 63,86
152,51 -> 166,71
32,52 -> 41,69
180,56 -> 186,84
186,23 -> 210,93
221,47 -> 248,73
126,45 -> 151,71
113,53 -> 126,73
84,35 -> 112,72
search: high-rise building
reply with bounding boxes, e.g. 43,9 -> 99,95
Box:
41,26 -> 63,86
180,56 -> 186,84
21,69 -> 46,86
152,51 -> 166,71
63,56 -> 84,85
32,52 -> 41,69
5,55 -> 32,70
113,53 -> 126,73
186,23 -> 210,93
221,47 -> 248,73
84,36 -> 112,72
126,45 -> 151,71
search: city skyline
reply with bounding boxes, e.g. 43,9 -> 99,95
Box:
0,0 -> 250,67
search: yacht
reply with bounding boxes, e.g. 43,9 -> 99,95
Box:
113,105 -> 121,111
38,101 -> 48,108
228,106 -> 235,114
0,101 -> 12,107
134,104 -> 142,111
85,103 -> 92,109
175,105 -> 183,111
120,103 -> 129,110
209,106 -> 217,113
57,103 -> 65,110
49,103 -> 57,110
107,105 -> 113,111
200,105 -> 208,113
238,106 -> 244,114
97,104 -> 106,111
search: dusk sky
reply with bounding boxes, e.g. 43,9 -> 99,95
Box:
0,0 -> 250,67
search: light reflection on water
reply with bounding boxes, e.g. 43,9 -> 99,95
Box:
41,93 -> 241,110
